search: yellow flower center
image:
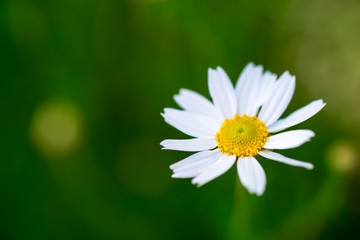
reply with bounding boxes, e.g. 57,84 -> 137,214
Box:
215,114 -> 269,157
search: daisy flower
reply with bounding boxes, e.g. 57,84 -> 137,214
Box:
161,63 -> 325,196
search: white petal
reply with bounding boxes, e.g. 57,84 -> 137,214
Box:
235,63 -> 264,116
172,152 -> 222,178
258,151 -> 314,170
170,150 -> 219,170
191,154 -> 236,187
162,108 -> 220,138
264,130 -> 315,149
174,88 -> 224,123
258,71 -> 295,126
161,138 -> 217,152
242,67 -> 264,116
173,151 -> 222,173
267,100 -> 326,132
237,157 -> 266,196
236,63 -> 256,116
172,167 -> 209,178
208,67 -> 237,119
249,71 -> 278,116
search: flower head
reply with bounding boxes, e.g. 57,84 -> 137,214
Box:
161,63 -> 325,196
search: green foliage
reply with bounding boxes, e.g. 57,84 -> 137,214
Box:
0,0 -> 359,239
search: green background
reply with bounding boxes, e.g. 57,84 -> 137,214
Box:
1,0 -> 360,239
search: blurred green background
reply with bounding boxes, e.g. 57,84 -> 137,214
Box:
1,0 -> 360,239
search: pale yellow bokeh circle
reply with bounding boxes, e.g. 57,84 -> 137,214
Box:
30,100 -> 83,157
326,140 -> 358,174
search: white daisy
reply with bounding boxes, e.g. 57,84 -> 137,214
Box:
161,63 -> 326,196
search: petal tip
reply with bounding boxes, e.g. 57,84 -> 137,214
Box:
306,164 -> 314,170
216,66 -> 224,71
191,178 -> 204,187
246,62 -> 255,68
255,191 -> 265,196
191,178 -> 198,185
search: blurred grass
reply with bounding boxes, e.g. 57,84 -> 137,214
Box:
0,0 -> 360,239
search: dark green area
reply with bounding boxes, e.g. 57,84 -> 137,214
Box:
1,0 -> 360,239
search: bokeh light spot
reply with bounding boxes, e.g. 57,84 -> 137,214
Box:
326,140 -> 358,174
30,99 -> 83,157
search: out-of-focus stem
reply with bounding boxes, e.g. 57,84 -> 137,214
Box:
226,178 -> 253,240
